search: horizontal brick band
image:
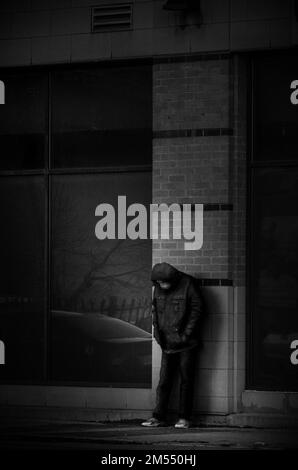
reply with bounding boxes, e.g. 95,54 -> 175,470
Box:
203,203 -> 233,211
153,52 -> 230,65
153,128 -> 233,139
177,203 -> 233,211
196,278 -> 233,287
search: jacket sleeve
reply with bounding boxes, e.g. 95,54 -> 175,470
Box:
152,294 -> 163,346
181,280 -> 203,340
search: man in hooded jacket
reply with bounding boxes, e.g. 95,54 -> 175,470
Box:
141,262 -> 203,428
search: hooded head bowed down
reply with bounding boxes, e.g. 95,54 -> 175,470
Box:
151,262 -> 203,354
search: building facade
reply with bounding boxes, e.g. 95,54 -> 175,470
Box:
0,0 -> 298,426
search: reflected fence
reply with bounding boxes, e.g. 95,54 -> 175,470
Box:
59,295 -> 153,333
98,296 -> 152,333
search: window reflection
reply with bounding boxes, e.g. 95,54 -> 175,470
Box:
254,55 -> 298,162
51,66 -> 152,168
50,173 -> 152,386
0,177 -> 45,381
252,168 -> 298,389
0,73 -> 47,170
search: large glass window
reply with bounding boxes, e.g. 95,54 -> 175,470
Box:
0,64 -> 152,388
0,177 -> 46,381
0,73 -> 48,170
51,173 -> 152,386
249,53 -> 298,390
51,65 -> 152,168
253,54 -> 298,162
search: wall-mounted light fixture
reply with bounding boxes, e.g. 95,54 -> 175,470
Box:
163,0 -> 202,29
163,0 -> 200,12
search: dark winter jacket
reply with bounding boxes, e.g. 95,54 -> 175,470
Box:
151,262 -> 203,354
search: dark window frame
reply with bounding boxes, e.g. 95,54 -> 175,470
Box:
0,59 -> 153,388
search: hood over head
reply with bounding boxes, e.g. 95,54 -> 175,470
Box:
151,262 -> 182,288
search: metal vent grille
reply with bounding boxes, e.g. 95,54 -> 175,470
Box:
92,3 -> 133,33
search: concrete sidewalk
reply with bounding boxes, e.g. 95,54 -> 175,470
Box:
0,419 -> 298,450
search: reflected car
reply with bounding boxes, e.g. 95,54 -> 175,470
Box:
51,310 -> 152,387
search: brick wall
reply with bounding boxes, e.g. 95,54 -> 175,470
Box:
153,57 -> 232,280
154,59 -> 230,130
230,55 -> 247,288
152,56 -> 239,417
152,55 -> 247,285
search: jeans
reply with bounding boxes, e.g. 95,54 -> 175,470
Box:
152,346 -> 198,421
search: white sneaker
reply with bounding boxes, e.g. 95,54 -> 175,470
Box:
141,417 -> 166,427
174,418 -> 190,429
